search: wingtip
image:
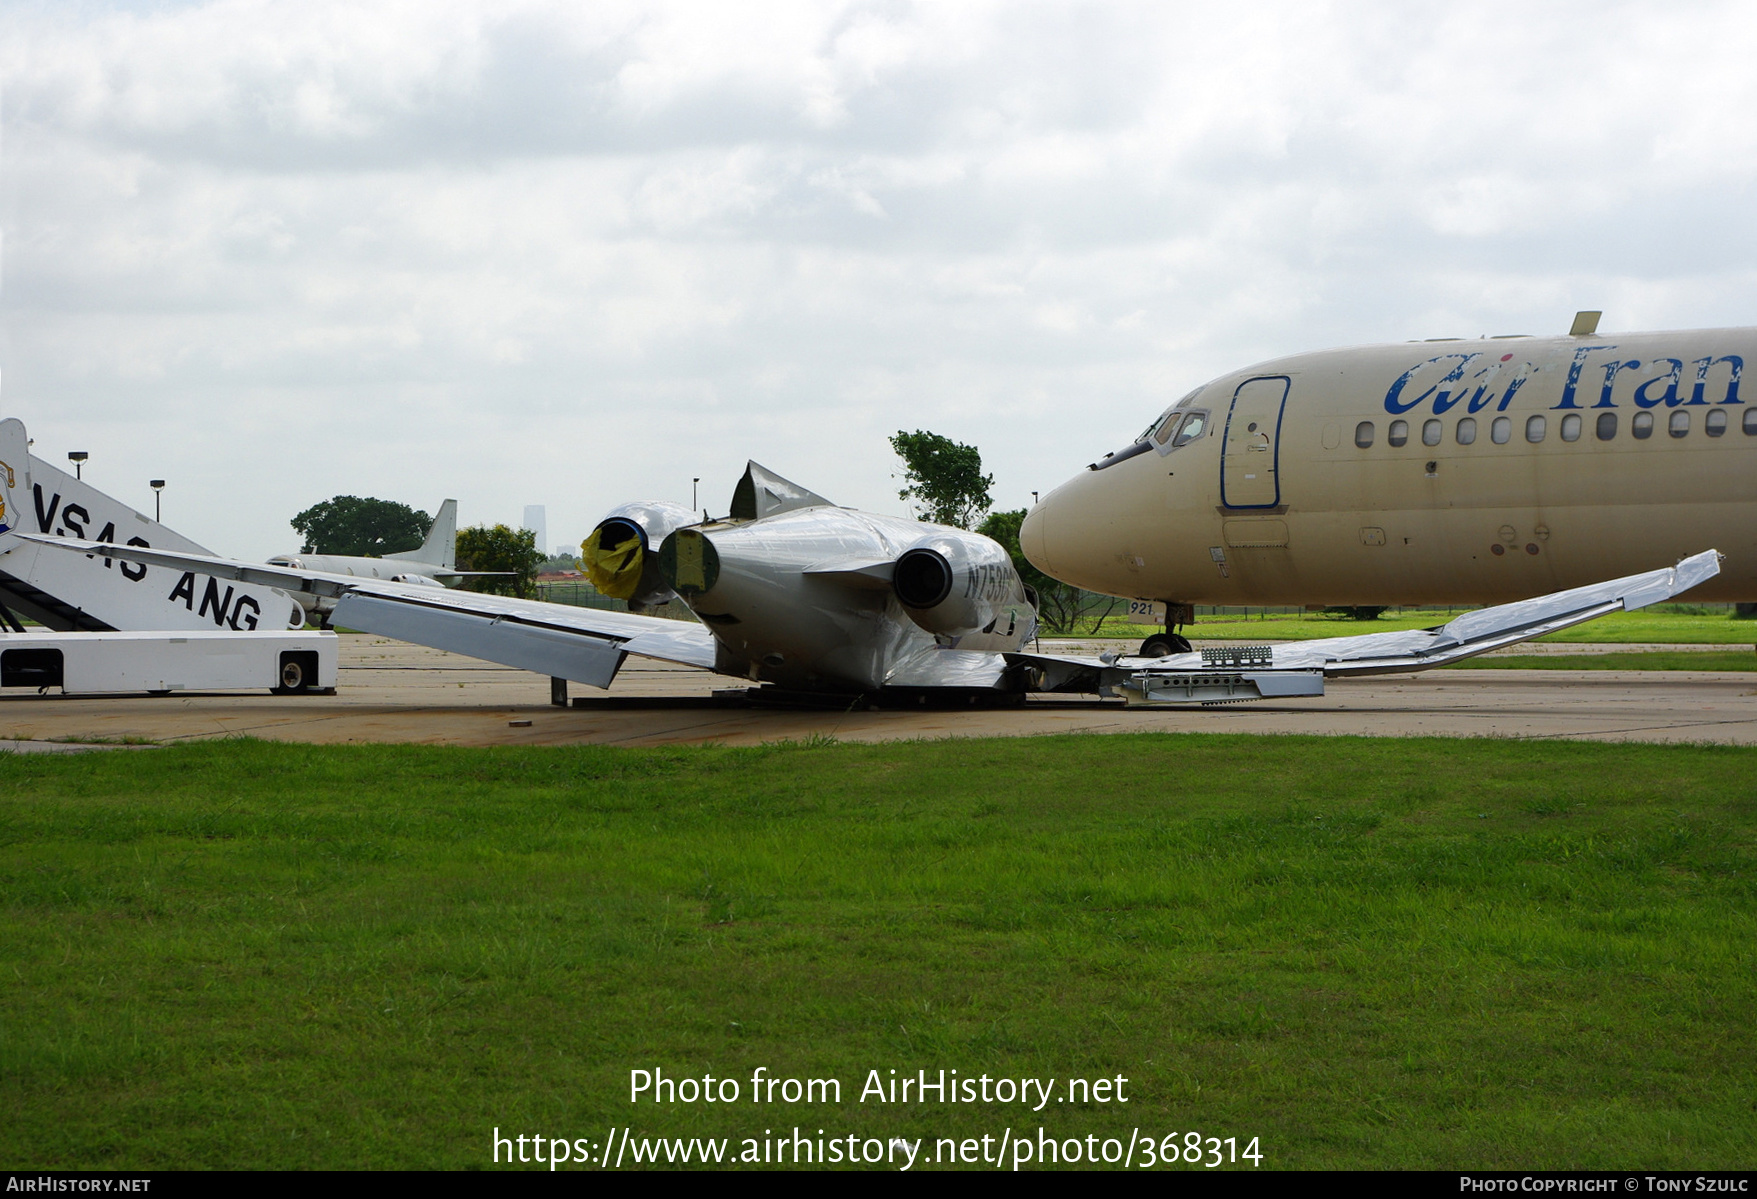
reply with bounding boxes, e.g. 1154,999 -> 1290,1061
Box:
1672,548 -> 1722,594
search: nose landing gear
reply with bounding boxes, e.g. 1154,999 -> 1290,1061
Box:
1138,632 -> 1192,657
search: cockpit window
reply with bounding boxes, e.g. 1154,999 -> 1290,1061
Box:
1098,388 -> 1209,470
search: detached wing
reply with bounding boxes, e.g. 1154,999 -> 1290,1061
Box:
8,533 -> 718,688
1012,550 -> 1722,705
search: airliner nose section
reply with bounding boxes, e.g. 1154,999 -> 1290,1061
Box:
1020,503 -> 1053,577
1023,469 -> 1131,595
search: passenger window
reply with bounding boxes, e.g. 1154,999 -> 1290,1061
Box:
1633,411 -> 1654,440
1560,413 -> 1582,442
1153,413 -> 1184,446
1707,408 -> 1728,437
1745,408 -> 1757,435
1422,419 -> 1442,446
1491,416 -> 1511,444
1596,412 -> 1618,441
1387,419 -> 1408,447
1456,417 -> 1477,445
1355,420 -> 1375,448
1525,415 -> 1546,443
1669,410 -> 1690,438
1172,411 -> 1208,446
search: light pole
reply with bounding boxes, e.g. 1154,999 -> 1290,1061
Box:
1032,491 -> 1039,506
68,451 -> 88,479
150,480 -> 165,522
692,477 -> 700,512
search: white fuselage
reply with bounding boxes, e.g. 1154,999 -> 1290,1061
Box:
267,553 -> 456,584
671,506 -> 1037,691
1023,326 -> 1757,606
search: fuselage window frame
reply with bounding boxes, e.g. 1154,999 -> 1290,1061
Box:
1525,415 -> 1546,444
1632,411 -> 1655,440
1669,410 -> 1691,439
1559,413 -> 1582,442
1387,419 -> 1408,447
1421,418 -> 1443,447
1355,420 -> 1375,449
1707,408 -> 1728,437
1490,416 -> 1512,445
1596,412 -> 1618,441
1744,408 -> 1757,435
1456,417 -> 1477,445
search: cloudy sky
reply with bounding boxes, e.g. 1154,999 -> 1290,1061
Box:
4,0 -> 1756,556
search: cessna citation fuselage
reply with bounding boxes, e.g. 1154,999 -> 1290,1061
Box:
1022,318 -> 1754,612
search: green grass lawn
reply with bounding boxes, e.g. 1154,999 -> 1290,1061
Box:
1443,651 -> 1757,671
1075,608 -> 1757,645
2,737 -> 1753,1171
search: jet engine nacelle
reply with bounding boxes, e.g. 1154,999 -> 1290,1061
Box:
582,500 -> 696,610
892,530 -> 1028,638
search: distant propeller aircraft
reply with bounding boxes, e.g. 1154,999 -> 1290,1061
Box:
265,499 -> 512,620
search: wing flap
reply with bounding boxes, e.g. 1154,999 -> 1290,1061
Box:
619,625 -> 720,671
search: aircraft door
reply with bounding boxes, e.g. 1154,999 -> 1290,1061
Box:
1221,375 -> 1290,509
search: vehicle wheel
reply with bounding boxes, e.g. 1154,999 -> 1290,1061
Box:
1138,633 -> 1192,657
280,659 -> 305,690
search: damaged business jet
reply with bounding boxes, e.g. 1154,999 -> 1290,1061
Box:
3,459 -> 1721,706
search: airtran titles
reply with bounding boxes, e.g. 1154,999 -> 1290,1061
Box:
1385,345 -> 1743,416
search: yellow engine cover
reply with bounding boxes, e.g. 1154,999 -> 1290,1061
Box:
581,527 -> 644,599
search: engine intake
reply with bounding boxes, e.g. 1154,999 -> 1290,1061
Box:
581,501 -> 695,608
894,547 -> 955,610
891,530 -> 1029,640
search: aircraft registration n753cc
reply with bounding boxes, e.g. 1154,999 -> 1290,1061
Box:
1024,313 -> 1751,653
8,457 -> 1721,707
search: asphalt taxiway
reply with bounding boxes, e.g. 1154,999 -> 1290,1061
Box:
3,634 -> 1756,749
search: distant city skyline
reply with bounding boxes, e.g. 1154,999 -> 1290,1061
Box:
522,505 -> 548,562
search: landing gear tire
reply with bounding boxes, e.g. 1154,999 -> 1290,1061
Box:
1138,633 -> 1192,658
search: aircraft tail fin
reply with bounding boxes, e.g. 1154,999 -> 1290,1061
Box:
388,499 -> 457,569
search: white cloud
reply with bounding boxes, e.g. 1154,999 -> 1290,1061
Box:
4,0 -> 1757,555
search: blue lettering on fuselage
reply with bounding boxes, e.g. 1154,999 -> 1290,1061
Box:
1384,348 -> 1744,415
1384,352 -> 1537,416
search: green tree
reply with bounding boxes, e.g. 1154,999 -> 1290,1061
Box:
890,430 -> 994,530
455,524 -> 545,597
291,496 -> 431,557
978,507 -> 1120,635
